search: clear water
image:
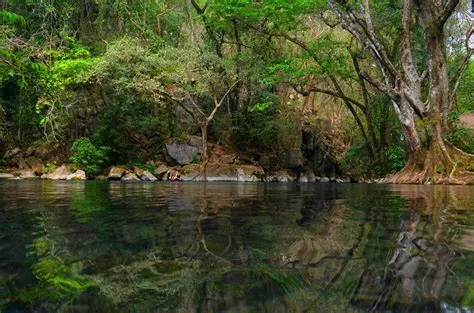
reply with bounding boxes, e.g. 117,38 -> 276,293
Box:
0,181 -> 473,313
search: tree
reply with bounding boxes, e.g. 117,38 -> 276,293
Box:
328,0 -> 474,184
87,39 -> 238,177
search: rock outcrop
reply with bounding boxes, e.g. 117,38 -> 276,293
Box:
284,148 -> 305,169
43,165 -> 72,180
154,164 -> 169,179
25,156 -> 44,175
3,147 -> 21,159
107,167 -> 125,180
165,137 -> 202,165
137,170 -> 157,181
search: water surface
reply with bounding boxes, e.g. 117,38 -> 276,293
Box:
0,181 -> 473,312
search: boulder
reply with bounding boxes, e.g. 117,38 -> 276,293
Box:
46,165 -> 72,180
138,170 -> 157,181
167,169 -> 181,181
305,170 -> 316,182
122,173 -> 140,181
204,164 -> 238,181
180,164 -> 200,181
108,167 -> 125,180
5,155 -> 27,169
266,170 -> 294,182
237,168 -> 259,182
28,143 -> 57,160
218,153 -> 237,164
237,165 -> 264,182
165,137 -> 202,165
299,175 -> 309,183
154,164 -> 169,180
3,147 -> 21,159
320,177 -> 330,183
67,170 -> 87,180
25,156 -> 44,175
14,170 -> 37,179
0,173 -> 14,179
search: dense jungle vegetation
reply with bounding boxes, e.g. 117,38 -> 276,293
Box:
0,0 -> 473,182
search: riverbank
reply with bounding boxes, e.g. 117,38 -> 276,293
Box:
0,163 -> 361,183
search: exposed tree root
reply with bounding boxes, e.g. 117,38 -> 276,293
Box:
387,142 -> 474,185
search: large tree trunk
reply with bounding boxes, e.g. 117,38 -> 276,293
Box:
390,9 -> 474,184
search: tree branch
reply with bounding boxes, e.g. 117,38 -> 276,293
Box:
207,80 -> 240,122
402,0 -> 421,85
190,0 -> 208,15
438,0 -> 460,26
293,82 -> 366,112
359,71 -> 399,102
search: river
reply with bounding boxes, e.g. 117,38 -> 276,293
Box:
0,181 -> 473,312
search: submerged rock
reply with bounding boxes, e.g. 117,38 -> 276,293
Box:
108,167 -> 125,180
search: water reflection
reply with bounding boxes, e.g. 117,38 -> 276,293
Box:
0,181 -> 473,312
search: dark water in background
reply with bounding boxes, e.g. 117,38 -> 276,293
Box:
0,181 -> 473,313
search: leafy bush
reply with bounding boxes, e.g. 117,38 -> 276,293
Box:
340,144 -> 373,177
386,145 -> 407,173
70,137 -> 110,175
446,122 -> 474,154
231,104 -> 298,156
340,143 -> 407,178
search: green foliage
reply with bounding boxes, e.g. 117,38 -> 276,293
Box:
385,145 -> 407,173
31,256 -> 95,299
340,142 -> 407,178
0,10 -> 26,26
456,61 -> 474,112
231,99 -> 298,160
191,153 -> 200,164
340,144 -> 373,177
70,137 -> 110,175
446,126 -> 474,154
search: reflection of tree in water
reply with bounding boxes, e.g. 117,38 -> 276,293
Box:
3,183 -> 474,312
350,186 -> 470,313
